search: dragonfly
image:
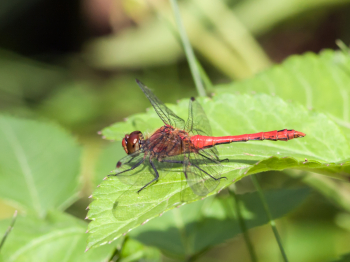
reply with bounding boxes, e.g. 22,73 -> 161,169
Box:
109,79 -> 306,197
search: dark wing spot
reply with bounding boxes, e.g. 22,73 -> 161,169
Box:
191,97 -> 195,101
117,161 -> 122,168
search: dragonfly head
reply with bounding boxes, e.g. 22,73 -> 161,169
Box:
122,131 -> 144,154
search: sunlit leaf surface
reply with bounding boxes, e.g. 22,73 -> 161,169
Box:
0,116 -> 81,217
87,94 -> 350,249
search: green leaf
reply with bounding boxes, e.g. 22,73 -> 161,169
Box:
216,50 -> 350,140
332,253 -> 350,262
87,94 -> 350,249
93,143 -> 126,188
0,115 -> 81,217
0,211 -> 114,262
119,238 -> 161,262
129,187 -> 309,257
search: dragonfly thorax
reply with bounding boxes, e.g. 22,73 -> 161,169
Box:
122,131 -> 144,154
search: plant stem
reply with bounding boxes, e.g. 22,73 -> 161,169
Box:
169,0 -> 206,97
230,189 -> 257,262
147,1 -> 213,91
251,174 -> 289,262
0,210 -> 17,251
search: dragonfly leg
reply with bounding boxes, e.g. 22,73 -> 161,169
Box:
196,153 -> 227,179
198,152 -> 222,162
161,160 -> 184,164
191,163 -> 224,181
108,158 -> 145,176
137,158 -> 160,193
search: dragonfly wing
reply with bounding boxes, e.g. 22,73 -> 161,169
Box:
185,97 -> 213,136
183,150 -> 223,196
136,79 -> 185,129
185,98 -> 220,158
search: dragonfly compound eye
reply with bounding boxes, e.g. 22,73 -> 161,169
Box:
122,134 -> 130,154
126,131 -> 143,154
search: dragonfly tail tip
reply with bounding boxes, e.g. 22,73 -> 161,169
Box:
295,131 -> 306,138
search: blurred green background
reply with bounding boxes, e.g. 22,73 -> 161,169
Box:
1,0 -> 350,261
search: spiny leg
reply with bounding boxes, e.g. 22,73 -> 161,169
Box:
163,158 -> 227,181
161,159 -> 184,164
191,163 -> 227,181
137,158 -> 160,193
198,152 -> 228,163
108,158 -> 145,176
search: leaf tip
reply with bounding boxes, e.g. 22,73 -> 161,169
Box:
85,248 -> 89,253
88,195 -> 93,199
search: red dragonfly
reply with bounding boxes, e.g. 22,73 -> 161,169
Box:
110,80 -> 305,196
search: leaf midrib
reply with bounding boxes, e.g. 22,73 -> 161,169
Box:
0,118 -> 42,216
9,227 -> 83,262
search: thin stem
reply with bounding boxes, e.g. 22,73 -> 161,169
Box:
169,0 -> 206,97
251,174 -> 289,262
196,61 -> 213,91
0,210 -> 18,251
146,1 -> 213,91
230,189 -> 257,262
336,39 -> 350,54
109,236 -> 128,262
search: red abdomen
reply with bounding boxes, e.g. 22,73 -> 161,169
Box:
190,129 -> 305,149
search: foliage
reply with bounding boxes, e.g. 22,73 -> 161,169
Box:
0,116 -> 81,217
0,211 -> 113,262
129,187 -> 310,258
0,117 -> 115,261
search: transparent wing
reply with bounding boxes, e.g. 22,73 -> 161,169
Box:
136,79 -> 185,129
185,97 -> 220,157
183,149 -> 223,196
185,97 -> 213,136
